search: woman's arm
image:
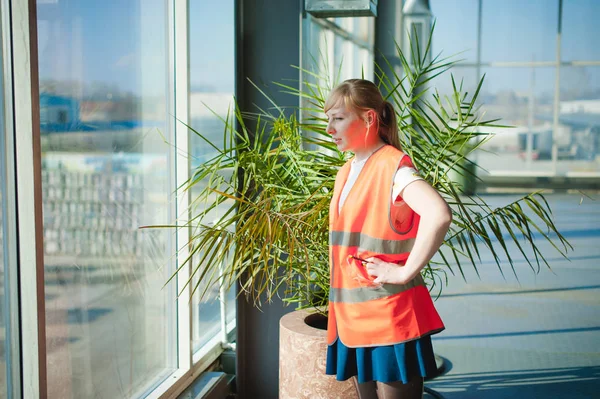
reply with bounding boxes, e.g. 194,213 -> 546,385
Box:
366,180 -> 452,285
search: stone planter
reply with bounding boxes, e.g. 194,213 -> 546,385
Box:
279,309 -> 357,399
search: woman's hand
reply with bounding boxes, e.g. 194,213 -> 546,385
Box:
365,257 -> 417,285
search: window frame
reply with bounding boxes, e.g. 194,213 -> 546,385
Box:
7,0 -> 236,397
1,0 -> 22,397
10,0 -> 46,397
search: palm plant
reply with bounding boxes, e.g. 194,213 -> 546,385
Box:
165,32 -> 571,317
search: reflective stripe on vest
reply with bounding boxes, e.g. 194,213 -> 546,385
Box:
329,230 -> 416,255
329,274 -> 425,303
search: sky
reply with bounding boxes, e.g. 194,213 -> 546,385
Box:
36,0 -> 235,96
429,0 -> 600,98
35,0 -> 598,98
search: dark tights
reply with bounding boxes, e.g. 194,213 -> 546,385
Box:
352,375 -> 424,399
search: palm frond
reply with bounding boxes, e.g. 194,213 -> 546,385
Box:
157,26 -> 572,313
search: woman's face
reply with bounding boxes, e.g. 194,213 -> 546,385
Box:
325,103 -> 368,153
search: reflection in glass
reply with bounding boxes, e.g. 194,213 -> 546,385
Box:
188,0 -> 236,352
477,67 -> 556,172
37,1 -> 177,397
481,0 -> 558,63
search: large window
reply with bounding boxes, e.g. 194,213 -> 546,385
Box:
480,0 -> 558,63
188,0 -> 236,357
301,13 -> 375,145
37,1 -> 177,397
430,0 -> 478,63
303,15 -> 375,87
26,1 -> 240,397
431,0 -> 600,176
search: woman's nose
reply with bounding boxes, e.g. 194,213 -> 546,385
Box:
326,122 -> 334,135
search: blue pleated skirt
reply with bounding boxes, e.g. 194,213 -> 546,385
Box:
325,336 -> 437,384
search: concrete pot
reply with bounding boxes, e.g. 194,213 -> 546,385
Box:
279,309 -> 357,399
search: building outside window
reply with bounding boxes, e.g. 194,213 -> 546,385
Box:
431,0 -> 600,177
37,1 -> 177,397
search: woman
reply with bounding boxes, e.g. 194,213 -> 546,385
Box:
324,79 -> 452,399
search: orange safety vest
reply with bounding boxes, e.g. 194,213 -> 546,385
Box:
327,145 -> 444,348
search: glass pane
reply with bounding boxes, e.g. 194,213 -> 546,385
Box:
300,15 -> 374,150
355,18 -> 374,80
354,15 -> 373,46
334,17 -> 374,81
423,67 -> 480,149
425,66 -> 479,107
481,0 -> 558,63
305,21 -> 332,83
562,0 -> 600,61
333,34 -> 353,81
431,0 -> 479,63
37,1 -> 177,398
188,0 -> 235,352
301,17 -> 331,146
477,67 -> 556,173
558,66 -> 600,171
303,16 -> 374,86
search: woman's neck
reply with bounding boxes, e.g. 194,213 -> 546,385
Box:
354,140 -> 386,163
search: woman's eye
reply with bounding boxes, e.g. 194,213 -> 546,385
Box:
334,117 -> 343,121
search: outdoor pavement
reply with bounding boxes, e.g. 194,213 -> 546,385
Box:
426,193 -> 600,398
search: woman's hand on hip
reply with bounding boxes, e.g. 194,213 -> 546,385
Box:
365,258 -> 416,285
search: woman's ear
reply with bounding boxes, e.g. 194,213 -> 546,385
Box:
364,109 -> 376,127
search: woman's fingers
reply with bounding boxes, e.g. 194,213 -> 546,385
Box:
365,261 -> 382,277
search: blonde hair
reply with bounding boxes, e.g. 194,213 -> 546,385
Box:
324,79 -> 401,150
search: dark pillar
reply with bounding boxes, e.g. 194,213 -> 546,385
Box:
374,0 -> 403,95
235,1 -> 303,398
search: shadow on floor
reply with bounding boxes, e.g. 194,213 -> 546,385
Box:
427,365 -> 600,399
440,283 -> 600,298
435,326 -> 600,341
